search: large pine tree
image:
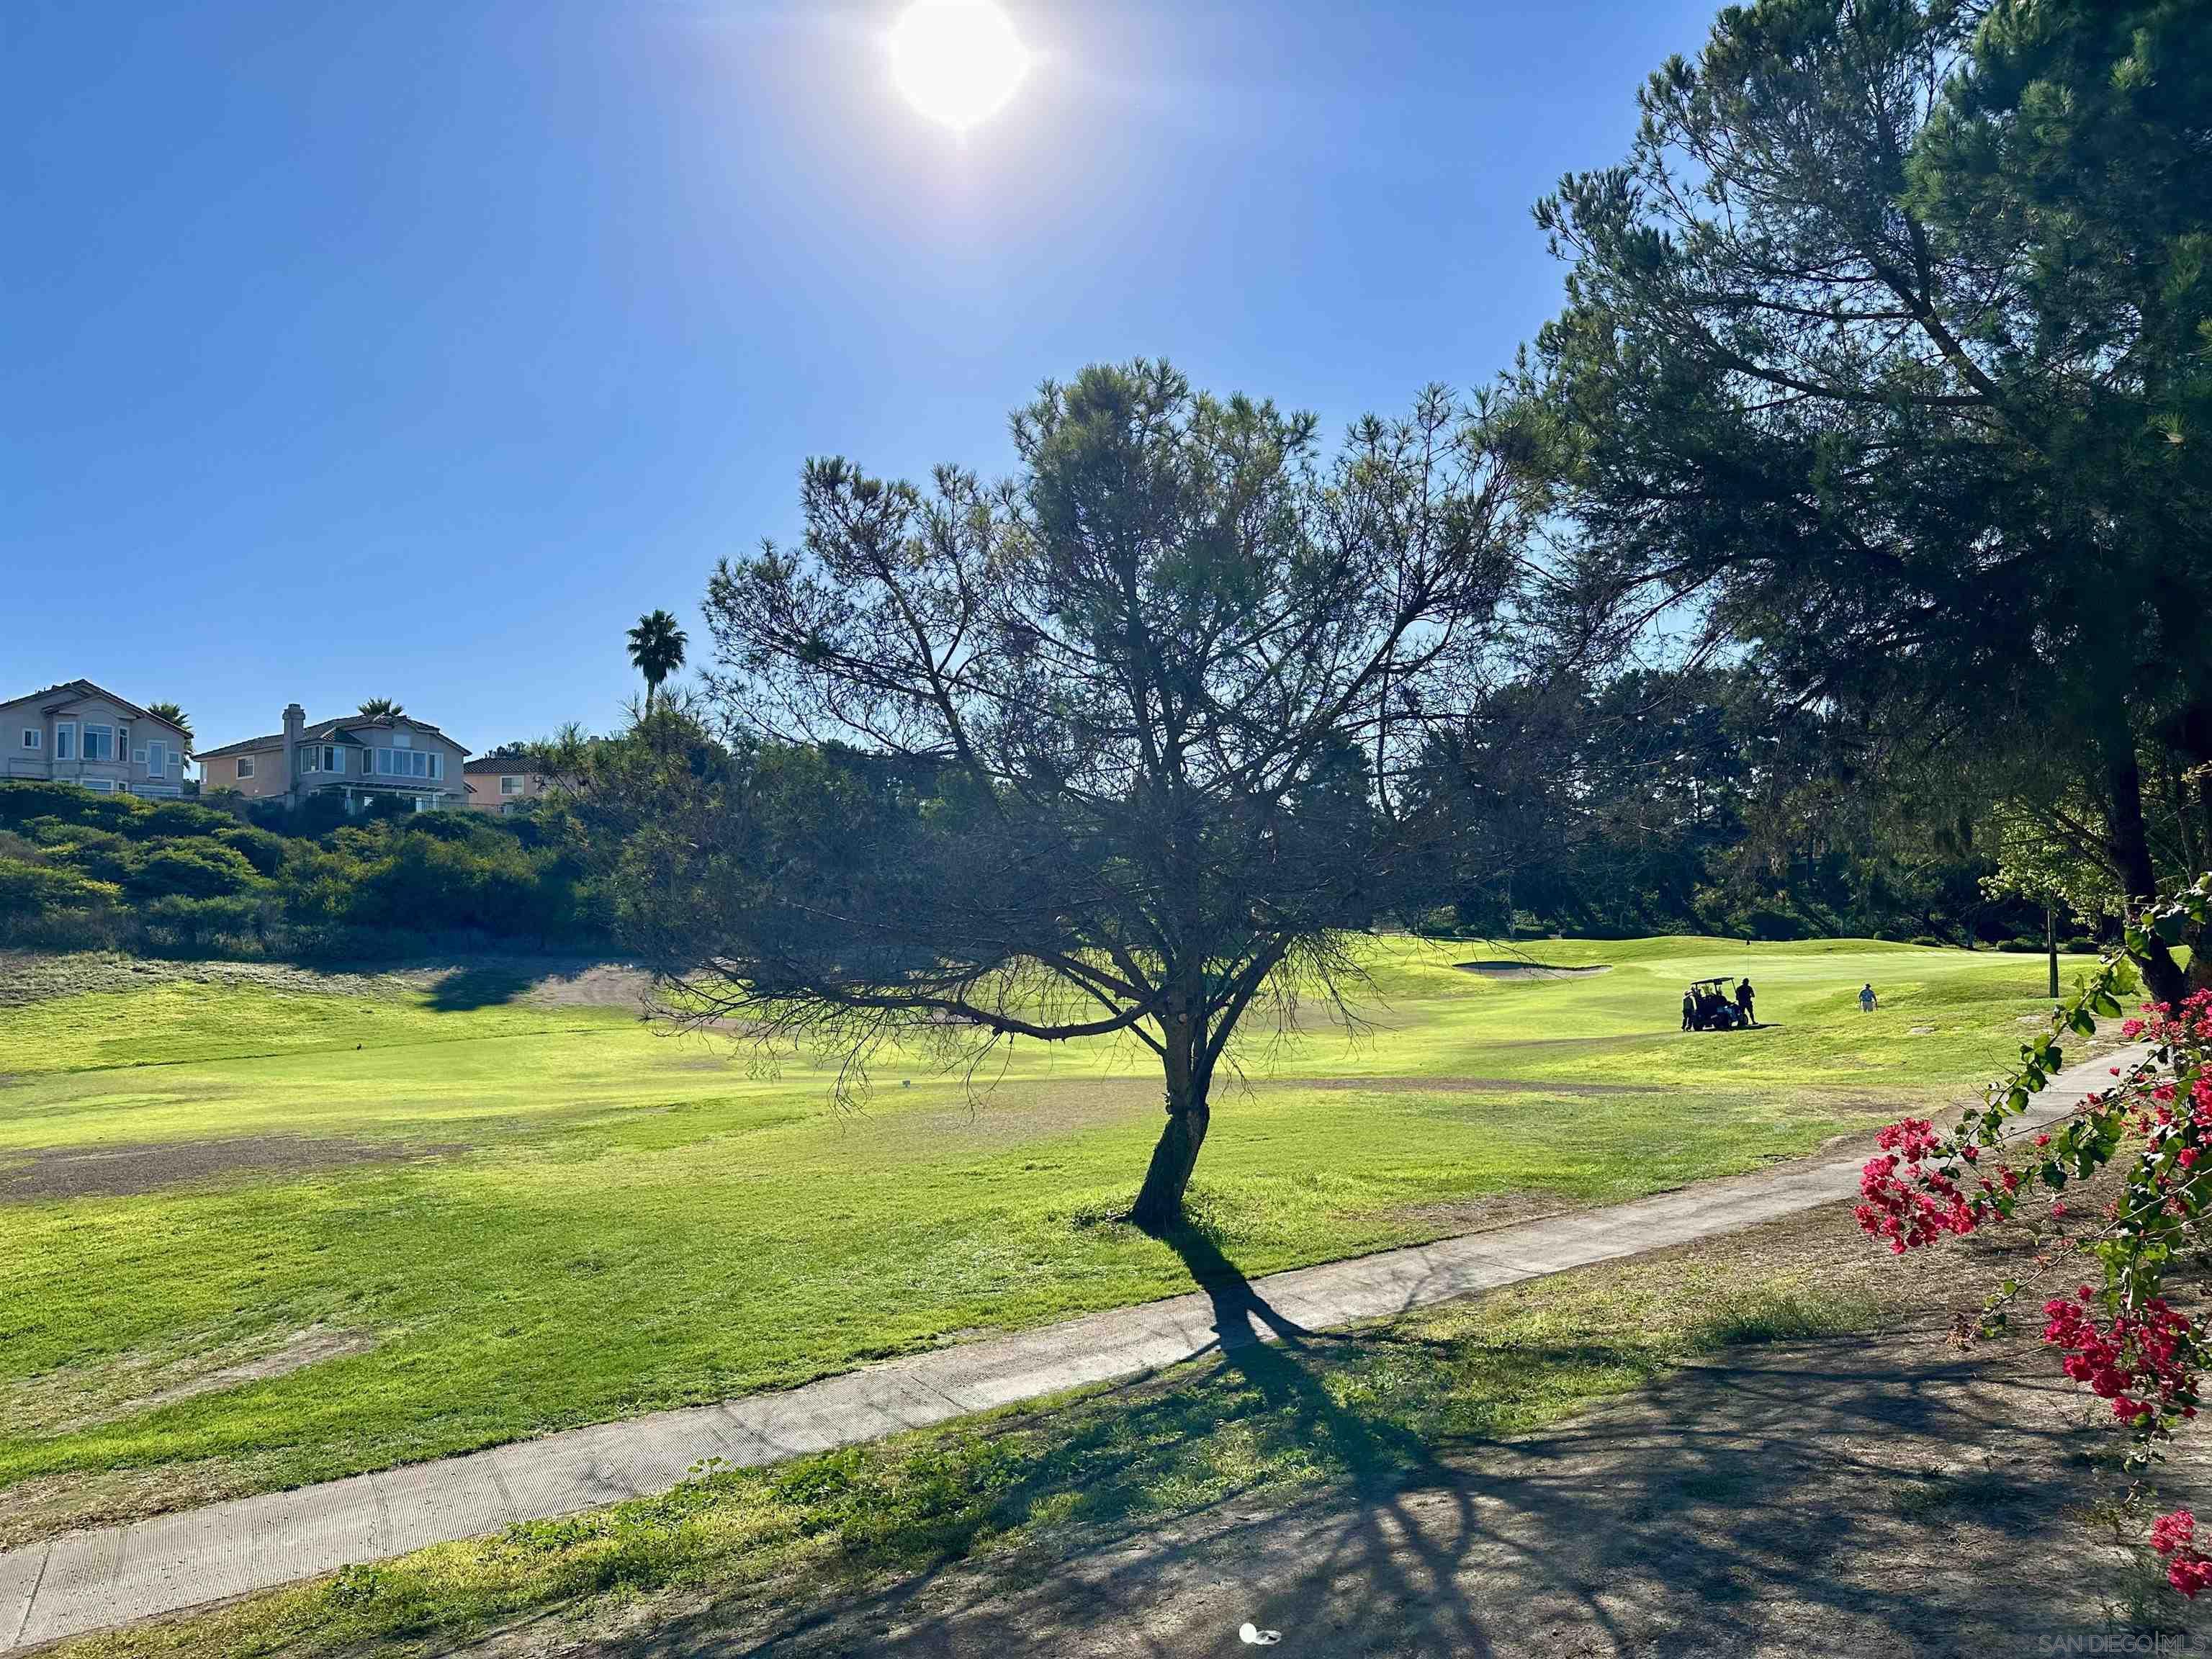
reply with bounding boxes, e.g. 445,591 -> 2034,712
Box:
1527,0 -> 2212,996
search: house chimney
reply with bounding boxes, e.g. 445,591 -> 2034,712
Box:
282,703 -> 305,804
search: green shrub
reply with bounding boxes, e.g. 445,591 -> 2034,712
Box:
0,856 -> 124,949
1907,935 -> 1951,948
25,821 -> 135,883
212,823 -> 289,876
141,799 -> 240,840
0,781 -> 143,832
0,855 -> 120,913
123,842 -> 261,900
139,893 -> 280,954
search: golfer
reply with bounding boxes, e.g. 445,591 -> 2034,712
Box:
1859,982 -> 1879,1013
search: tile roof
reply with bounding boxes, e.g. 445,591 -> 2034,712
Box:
3,679 -> 190,736
195,714 -> 469,762
462,750 -> 538,775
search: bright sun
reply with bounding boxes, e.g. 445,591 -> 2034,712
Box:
887,0 -> 1030,132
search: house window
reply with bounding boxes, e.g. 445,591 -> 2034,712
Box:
500,775 -> 523,795
81,778 -> 116,793
54,723 -> 75,760
81,724 -> 114,762
146,740 -> 168,777
20,729 -> 38,750
374,747 -> 438,780
237,755 -> 256,779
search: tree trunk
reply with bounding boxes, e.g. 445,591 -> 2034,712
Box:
2046,902 -> 2059,1002
2102,711 -> 2190,1005
2185,703 -> 2212,858
1129,1002 -> 1210,1233
1130,1092 -> 1210,1234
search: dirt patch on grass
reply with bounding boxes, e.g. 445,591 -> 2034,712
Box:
1374,1188 -> 1571,1236
525,963 -> 655,1010
121,1327 -> 379,1421
0,1451 -> 296,1555
1288,1073 -> 1653,1097
6,1326 -> 381,1442
0,1135 -> 464,1202
1455,959 -> 1614,979
877,1071 -> 1670,1151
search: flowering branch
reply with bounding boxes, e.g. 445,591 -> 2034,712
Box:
1856,873 -> 2212,1595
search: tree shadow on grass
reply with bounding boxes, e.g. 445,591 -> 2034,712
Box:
652,1339 -> 2123,1658
611,1232 -> 1514,1657
426,963 -> 538,1011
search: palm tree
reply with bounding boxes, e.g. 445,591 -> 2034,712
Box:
143,701 -> 192,751
357,697 -> 403,719
626,610 -> 688,713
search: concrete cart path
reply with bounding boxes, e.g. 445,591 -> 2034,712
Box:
1,1043 -> 2147,1651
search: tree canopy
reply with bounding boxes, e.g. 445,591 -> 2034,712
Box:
601,361 -> 1542,1228
626,610 -> 689,713
143,701 -> 192,748
1527,0 -> 2212,998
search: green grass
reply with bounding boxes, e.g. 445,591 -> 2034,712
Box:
55,1244 -> 1897,1659
0,935 -> 2090,1535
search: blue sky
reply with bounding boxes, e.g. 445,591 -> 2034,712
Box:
4,0 -> 1715,760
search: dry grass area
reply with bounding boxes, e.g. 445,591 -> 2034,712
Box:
0,950 -> 649,1013
0,953 -> 420,1009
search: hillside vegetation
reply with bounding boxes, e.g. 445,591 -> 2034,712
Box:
0,781 -> 595,959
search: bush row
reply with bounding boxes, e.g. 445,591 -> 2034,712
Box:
0,782 -> 606,960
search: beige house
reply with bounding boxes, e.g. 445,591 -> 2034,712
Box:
0,680 -> 192,799
197,704 -> 469,812
462,751 -> 553,814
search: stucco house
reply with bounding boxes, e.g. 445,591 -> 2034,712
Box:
197,704 -> 469,812
462,750 -> 553,814
0,680 -> 192,799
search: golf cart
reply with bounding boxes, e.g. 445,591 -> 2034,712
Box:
1686,976 -> 1749,1031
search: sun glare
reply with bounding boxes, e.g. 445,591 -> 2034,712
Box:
887,0 -> 1029,132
